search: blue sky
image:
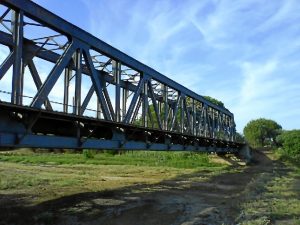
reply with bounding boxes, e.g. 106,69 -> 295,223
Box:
26,0 -> 300,132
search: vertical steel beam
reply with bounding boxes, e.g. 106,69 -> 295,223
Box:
212,110 -> 215,138
218,113 -> 222,139
227,116 -> 230,140
197,112 -> 202,137
216,112 -> 219,138
148,80 -> 162,130
74,48 -> 82,115
168,105 -> 173,130
63,67 -> 71,113
199,105 -> 204,136
203,105 -> 208,137
122,88 -> 128,121
224,116 -> 227,140
183,98 -> 192,134
11,9 -> 23,105
143,80 -> 148,127
217,113 -> 220,139
207,109 -> 212,138
113,60 -> 121,122
180,96 -> 184,133
230,117 -> 236,141
225,116 -> 228,139
163,84 -> 168,130
170,95 -> 181,132
192,99 -> 196,136
158,100 -> 161,115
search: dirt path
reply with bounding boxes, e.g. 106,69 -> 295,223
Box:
1,151 -> 298,225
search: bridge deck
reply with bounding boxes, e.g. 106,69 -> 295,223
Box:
0,102 -> 242,151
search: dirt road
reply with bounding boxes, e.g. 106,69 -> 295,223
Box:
1,150 -> 299,225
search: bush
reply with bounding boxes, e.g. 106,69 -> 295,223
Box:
277,130 -> 300,156
82,149 -> 96,159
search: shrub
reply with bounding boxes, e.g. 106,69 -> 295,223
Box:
277,130 -> 300,156
82,149 -> 96,159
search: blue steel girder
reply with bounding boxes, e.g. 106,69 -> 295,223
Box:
0,0 -> 240,151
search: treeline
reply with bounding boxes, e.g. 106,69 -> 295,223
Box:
240,118 -> 300,162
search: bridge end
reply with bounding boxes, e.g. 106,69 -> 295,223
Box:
237,144 -> 253,164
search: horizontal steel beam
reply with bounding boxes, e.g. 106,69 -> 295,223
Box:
0,133 -> 239,152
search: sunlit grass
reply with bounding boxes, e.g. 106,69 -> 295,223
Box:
239,169 -> 300,224
0,150 -> 227,205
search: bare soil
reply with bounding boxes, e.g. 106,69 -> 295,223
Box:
0,150 -> 297,225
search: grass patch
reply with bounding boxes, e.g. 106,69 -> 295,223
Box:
0,161 -> 215,204
0,150 -> 226,204
0,173 -> 50,190
0,151 -> 223,169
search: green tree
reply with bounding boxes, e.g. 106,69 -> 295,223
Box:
203,96 -> 224,108
243,118 -> 282,148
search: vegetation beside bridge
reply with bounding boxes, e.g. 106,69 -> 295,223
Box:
242,118 -> 300,165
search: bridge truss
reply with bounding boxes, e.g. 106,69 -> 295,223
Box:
0,0 -> 242,152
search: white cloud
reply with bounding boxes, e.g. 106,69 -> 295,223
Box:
231,59 -> 300,132
254,0 -> 299,33
240,60 -> 278,103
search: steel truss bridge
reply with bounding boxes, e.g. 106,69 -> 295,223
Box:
0,0 -> 242,152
